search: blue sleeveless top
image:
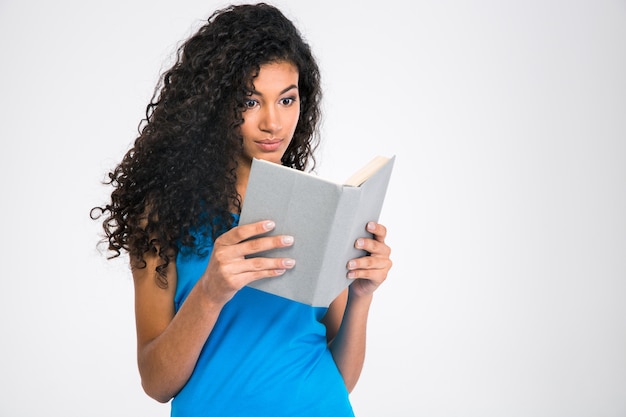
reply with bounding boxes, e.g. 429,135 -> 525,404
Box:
171,218 -> 354,417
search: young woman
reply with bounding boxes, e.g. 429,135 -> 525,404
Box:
93,3 -> 392,416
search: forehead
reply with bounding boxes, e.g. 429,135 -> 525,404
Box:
251,61 -> 299,90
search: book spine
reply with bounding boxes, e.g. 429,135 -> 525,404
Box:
312,186 -> 362,307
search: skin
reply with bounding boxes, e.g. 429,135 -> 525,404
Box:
132,61 -> 393,403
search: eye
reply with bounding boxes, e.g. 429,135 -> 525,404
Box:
280,97 -> 297,106
244,99 -> 258,109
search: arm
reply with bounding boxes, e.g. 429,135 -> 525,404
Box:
132,254 -> 221,403
322,221 -> 393,392
133,220 -> 296,403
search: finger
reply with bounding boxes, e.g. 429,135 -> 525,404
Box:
212,233 -> 295,274
240,233 -> 294,257
244,256 -> 296,274
355,235 -> 391,258
229,256 -> 296,285
366,221 -> 387,243
218,219 -> 277,246
347,256 -> 392,276
346,263 -> 388,283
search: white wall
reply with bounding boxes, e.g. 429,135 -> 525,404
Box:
1,1 -> 625,416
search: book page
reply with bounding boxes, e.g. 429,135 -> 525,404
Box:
344,155 -> 391,187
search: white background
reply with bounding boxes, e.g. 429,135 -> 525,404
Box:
1,1 -> 625,416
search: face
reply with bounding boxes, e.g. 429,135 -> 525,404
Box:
238,61 -> 300,166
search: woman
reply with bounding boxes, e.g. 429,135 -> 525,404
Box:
93,3 -> 392,416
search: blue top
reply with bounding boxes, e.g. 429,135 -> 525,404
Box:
171,219 -> 354,417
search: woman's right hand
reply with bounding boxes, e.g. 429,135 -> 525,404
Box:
200,219 -> 296,305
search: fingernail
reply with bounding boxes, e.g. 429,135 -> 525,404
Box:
264,220 -> 275,231
356,238 -> 364,248
282,235 -> 294,245
367,222 -> 376,232
348,260 -> 356,270
283,259 -> 296,267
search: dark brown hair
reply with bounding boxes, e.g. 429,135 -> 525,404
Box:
91,3 -> 322,287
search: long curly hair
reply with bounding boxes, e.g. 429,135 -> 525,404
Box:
91,3 -> 322,287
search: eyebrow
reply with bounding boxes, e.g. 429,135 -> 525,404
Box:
251,84 -> 299,96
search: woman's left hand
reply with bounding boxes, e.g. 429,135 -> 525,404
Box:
346,221 -> 393,297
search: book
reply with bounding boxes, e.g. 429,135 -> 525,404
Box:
239,155 -> 395,307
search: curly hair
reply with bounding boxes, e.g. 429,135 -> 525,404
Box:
91,3 -> 322,287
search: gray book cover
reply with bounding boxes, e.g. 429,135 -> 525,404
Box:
239,155 -> 395,307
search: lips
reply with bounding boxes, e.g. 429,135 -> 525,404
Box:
255,138 -> 283,152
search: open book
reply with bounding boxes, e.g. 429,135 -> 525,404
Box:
239,155 -> 395,307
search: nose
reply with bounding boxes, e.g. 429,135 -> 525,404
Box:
259,104 -> 281,133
